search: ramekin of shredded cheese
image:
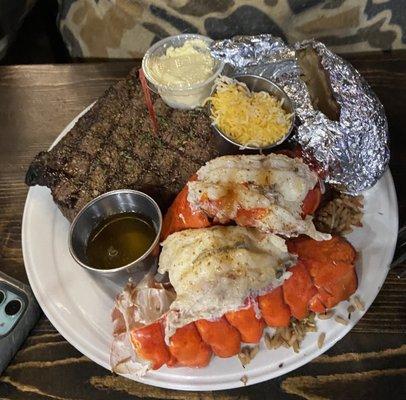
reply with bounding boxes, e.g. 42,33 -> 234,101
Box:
209,75 -> 294,149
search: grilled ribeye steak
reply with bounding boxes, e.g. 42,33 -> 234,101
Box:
26,69 -> 220,221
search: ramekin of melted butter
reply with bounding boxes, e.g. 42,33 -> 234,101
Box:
86,213 -> 156,270
69,190 -> 162,278
142,34 -> 223,109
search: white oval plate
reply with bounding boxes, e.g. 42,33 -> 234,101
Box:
23,106 -> 398,391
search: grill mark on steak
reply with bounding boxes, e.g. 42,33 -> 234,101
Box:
26,68 -> 220,220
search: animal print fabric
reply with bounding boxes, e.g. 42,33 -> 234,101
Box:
1,1 -> 404,60
57,0 -> 406,58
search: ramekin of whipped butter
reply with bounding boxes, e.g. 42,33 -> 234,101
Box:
142,34 -> 223,109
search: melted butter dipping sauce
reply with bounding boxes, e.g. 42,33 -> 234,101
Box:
86,213 -> 156,270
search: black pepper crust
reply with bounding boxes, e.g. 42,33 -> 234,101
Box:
25,68 -> 220,221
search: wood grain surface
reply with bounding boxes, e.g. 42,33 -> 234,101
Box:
0,53 -> 405,399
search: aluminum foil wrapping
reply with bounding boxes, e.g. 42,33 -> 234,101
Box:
211,35 -> 389,194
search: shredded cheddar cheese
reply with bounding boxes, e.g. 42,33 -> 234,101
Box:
209,76 -> 292,147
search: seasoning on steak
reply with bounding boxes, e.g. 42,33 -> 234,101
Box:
25,69 -> 220,221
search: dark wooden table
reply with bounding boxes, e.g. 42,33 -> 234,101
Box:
0,53 -> 405,399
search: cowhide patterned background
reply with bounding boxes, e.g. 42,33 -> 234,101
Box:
56,0 -> 406,58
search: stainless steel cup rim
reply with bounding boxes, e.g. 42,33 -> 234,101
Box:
210,74 -> 296,151
68,189 -> 162,274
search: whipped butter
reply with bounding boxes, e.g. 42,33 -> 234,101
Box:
143,35 -> 222,109
149,39 -> 214,88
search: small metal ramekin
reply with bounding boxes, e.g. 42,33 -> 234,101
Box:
211,74 -> 296,152
68,190 -> 162,278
